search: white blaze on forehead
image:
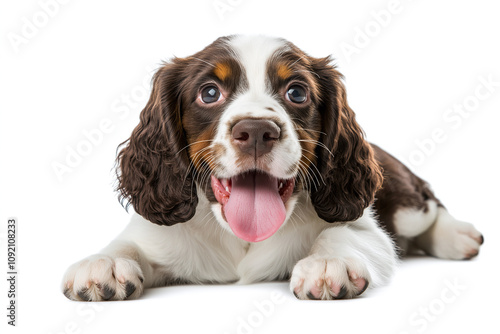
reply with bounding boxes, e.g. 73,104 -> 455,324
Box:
228,35 -> 289,94
210,35 -> 302,180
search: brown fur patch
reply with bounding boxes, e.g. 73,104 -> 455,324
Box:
214,62 -> 231,81
371,144 -> 443,236
296,127 -> 319,170
277,63 -> 292,80
188,126 -> 216,171
295,127 -> 319,190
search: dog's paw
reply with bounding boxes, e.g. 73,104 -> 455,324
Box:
290,256 -> 370,300
417,218 -> 484,260
62,254 -> 144,301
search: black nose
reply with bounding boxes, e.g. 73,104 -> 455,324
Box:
231,119 -> 281,157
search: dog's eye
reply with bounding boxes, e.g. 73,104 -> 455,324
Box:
200,86 -> 221,104
286,85 -> 307,104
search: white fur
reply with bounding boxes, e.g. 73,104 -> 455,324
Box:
393,200 -> 438,238
229,35 -> 288,95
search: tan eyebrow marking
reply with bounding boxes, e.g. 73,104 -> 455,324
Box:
277,63 -> 292,80
214,62 -> 231,81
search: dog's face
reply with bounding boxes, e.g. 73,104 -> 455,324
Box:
183,36 -> 321,242
117,35 -> 382,242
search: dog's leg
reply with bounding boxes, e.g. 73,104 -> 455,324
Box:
371,144 -> 484,259
290,211 -> 397,300
61,240 -> 153,301
61,210 -> 241,301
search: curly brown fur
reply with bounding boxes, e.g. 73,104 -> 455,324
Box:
309,57 -> 383,223
116,60 -> 198,226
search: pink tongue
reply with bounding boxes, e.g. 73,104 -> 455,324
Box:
223,172 -> 286,242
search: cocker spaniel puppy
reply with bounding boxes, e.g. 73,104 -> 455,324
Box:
62,35 -> 483,301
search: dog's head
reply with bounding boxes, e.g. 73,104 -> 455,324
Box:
117,35 -> 382,242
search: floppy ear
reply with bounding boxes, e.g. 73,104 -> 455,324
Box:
309,57 -> 383,223
116,60 -> 198,226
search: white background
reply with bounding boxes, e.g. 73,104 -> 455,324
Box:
1,0 -> 499,333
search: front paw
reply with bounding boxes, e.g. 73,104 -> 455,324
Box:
290,256 -> 370,300
62,255 -> 144,301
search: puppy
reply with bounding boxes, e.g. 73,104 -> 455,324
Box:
62,35 -> 483,301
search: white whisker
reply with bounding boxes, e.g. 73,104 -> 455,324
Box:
176,140 -> 214,155
295,69 -> 320,79
192,57 -> 215,68
298,139 -> 335,159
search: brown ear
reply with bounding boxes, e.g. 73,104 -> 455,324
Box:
116,60 -> 198,225
309,57 -> 383,223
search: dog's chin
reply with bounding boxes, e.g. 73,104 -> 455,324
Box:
210,169 -> 296,242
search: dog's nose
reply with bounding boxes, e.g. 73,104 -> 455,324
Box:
231,119 -> 281,157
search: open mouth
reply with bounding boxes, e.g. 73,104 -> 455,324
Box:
211,171 -> 295,242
